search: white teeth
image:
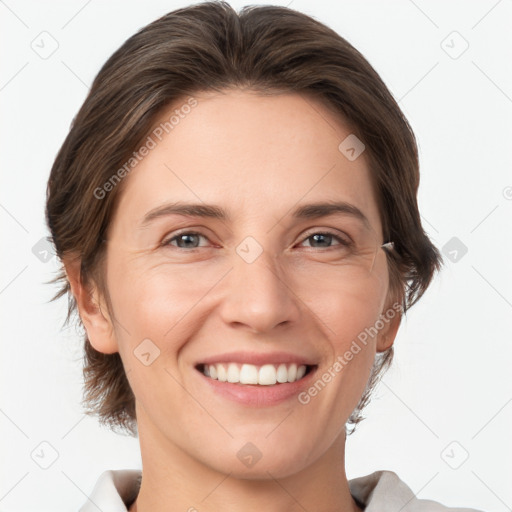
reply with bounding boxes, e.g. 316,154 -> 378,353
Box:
227,363 -> 239,383
287,363 -> 297,383
240,364 -> 258,384
202,362 -> 310,385
217,364 -> 227,382
276,364 -> 288,383
259,364 -> 277,385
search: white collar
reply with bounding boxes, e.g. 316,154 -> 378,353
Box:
79,468 -> 481,511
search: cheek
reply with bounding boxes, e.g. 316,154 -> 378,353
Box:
306,270 -> 389,347
109,251 -> 389,352
106,265 -> 206,410
302,268 -> 388,406
107,257 -> 216,338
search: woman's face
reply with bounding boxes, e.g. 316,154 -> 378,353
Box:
93,89 -> 399,477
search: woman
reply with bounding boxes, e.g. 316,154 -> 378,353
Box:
45,2 -> 482,510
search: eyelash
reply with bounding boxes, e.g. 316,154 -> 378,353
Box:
161,230 -> 353,251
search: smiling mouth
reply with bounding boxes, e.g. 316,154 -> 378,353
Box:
195,362 -> 317,386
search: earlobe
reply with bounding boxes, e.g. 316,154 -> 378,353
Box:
376,304 -> 402,353
63,256 -> 118,354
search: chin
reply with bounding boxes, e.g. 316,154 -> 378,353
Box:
200,435 -> 320,480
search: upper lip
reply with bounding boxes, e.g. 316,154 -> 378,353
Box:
196,351 -> 318,367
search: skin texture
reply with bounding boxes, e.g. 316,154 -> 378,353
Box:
65,89 -> 401,512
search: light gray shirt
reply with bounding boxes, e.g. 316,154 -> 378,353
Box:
79,469 -> 483,511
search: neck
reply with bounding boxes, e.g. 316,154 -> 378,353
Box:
129,408 -> 362,512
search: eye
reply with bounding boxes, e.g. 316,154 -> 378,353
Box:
161,229 -> 353,251
298,231 -> 352,249
162,231 -> 210,249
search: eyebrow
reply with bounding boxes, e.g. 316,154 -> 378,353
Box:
139,200 -> 371,230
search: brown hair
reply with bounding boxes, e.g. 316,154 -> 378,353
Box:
45,1 -> 442,437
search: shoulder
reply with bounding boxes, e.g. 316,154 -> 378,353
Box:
348,470 -> 484,512
79,469 -> 142,512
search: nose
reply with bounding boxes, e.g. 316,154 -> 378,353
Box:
218,245 -> 302,333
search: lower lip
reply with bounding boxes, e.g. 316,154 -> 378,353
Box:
195,366 -> 318,407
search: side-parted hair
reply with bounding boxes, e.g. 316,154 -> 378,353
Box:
45,1 -> 442,436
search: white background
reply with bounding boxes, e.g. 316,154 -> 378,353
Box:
1,1 -> 511,511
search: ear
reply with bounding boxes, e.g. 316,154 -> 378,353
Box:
376,299 -> 403,353
63,255 -> 118,354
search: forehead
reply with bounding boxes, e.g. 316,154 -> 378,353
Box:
109,89 -> 382,236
